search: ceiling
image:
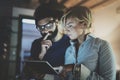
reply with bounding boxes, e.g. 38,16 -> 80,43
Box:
14,0 -> 116,12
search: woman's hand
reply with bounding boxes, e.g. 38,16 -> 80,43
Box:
33,73 -> 45,79
59,64 -> 74,78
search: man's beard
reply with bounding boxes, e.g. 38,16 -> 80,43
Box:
41,27 -> 58,42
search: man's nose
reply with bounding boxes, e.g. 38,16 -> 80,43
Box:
42,30 -> 49,33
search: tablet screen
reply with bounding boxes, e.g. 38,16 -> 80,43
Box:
23,60 -> 59,75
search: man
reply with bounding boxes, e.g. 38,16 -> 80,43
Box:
30,5 -> 70,80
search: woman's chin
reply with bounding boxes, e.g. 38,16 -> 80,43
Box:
70,38 -> 77,40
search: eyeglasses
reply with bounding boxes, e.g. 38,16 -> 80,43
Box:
36,20 -> 55,31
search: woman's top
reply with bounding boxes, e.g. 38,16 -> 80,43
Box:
65,34 -> 116,80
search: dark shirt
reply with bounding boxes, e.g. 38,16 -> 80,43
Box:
30,35 -> 70,67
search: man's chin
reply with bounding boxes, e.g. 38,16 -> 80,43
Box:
41,27 -> 58,41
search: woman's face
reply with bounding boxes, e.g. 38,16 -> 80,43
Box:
64,17 -> 85,40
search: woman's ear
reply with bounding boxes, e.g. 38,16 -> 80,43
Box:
80,22 -> 87,29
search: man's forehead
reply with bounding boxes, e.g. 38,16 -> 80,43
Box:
37,17 -> 54,25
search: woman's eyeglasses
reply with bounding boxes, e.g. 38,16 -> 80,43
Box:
36,20 -> 55,31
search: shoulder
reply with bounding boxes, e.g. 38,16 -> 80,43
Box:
88,34 -> 111,51
32,38 -> 42,45
88,34 -> 110,47
62,35 -> 70,40
94,38 -> 110,47
59,35 -> 70,44
94,38 -> 114,57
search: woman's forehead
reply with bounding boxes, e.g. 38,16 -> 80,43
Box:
66,17 -> 79,24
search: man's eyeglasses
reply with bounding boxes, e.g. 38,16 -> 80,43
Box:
36,20 -> 55,31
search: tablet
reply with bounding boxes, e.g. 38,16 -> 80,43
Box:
23,60 -> 59,75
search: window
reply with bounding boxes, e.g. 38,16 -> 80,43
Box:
16,15 -> 42,77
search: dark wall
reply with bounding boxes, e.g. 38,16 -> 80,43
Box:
0,0 -> 13,80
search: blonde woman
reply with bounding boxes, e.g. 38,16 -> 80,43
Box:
61,6 -> 116,80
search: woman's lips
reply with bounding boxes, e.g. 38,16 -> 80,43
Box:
67,34 -> 72,37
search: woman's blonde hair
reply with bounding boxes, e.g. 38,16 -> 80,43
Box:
62,6 -> 92,29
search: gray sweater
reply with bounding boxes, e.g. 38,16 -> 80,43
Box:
65,34 -> 116,80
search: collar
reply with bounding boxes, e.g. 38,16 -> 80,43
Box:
69,33 -> 96,45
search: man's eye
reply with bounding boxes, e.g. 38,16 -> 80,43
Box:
46,24 -> 51,27
47,23 -> 52,27
41,26 -> 45,29
46,23 -> 53,29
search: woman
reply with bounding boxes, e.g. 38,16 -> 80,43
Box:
61,6 -> 116,80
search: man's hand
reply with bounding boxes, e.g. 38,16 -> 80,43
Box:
41,40 -> 52,51
39,40 -> 52,60
38,33 -> 52,60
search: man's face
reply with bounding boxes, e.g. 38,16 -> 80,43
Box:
36,17 -> 58,40
37,17 -> 56,33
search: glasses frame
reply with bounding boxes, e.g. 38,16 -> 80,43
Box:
36,20 -> 55,31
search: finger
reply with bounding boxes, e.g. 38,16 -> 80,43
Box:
44,45 -> 50,50
47,40 -> 52,47
43,33 -> 50,40
42,40 -> 52,47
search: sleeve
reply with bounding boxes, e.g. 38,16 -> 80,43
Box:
85,40 -> 116,80
30,39 -> 42,60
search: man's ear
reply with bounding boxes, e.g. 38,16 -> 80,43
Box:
54,20 -> 58,27
55,19 -> 58,23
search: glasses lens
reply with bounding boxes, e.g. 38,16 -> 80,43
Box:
37,21 -> 54,31
37,26 -> 45,31
45,23 -> 53,29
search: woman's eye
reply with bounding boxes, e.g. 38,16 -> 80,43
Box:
68,25 -> 73,28
66,25 -> 73,29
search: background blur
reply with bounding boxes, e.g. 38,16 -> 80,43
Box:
0,0 -> 120,80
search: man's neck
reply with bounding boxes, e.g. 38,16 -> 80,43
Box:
53,32 -> 63,42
